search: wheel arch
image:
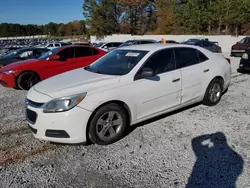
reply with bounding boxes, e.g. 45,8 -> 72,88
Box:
211,76 -> 224,88
86,100 -> 132,142
15,70 -> 41,89
16,70 -> 41,81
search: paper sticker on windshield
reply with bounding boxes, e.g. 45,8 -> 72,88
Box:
125,52 -> 140,57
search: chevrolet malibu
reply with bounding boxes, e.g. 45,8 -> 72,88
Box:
26,44 -> 231,145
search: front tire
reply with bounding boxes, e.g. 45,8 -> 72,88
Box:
203,79 -> 223,106
17,71 -> 40,90
88,103 -> 128,145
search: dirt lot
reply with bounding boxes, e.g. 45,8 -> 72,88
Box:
1,55 -> 250,188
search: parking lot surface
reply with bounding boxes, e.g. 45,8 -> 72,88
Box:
1,55 -> 250,188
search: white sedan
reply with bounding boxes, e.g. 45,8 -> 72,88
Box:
26,44 -> 231,145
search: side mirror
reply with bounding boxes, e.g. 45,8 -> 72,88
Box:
140,68 -> 154,79
103,46 -> 108,49
51,55 -> 61,61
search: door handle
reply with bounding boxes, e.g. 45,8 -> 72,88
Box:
172,78 -> 180,82
203,69 -> 209,72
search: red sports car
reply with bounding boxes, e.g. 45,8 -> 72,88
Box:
0,45 -> 107,90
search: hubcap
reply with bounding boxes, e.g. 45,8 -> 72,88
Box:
96,111 -> 123,141
209,83 -> 221,103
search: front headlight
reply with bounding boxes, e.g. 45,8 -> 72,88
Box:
242,53 -> 248,59
43,92 -> 87,113
2,70 -> 16,75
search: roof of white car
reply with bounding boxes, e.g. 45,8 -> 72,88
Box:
119,43 -> 198,52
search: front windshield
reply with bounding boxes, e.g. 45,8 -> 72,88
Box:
238,38 -> 246,44
119,41 -> 135,47
38,48 -> 60,60
85,49 -> 148,76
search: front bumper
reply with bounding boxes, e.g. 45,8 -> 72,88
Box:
231,49 -> 245,53
26,104 -> 92,144
0,73 -> 16,88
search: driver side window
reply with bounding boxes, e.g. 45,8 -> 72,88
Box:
57,48 -> 74,61
141,49 -> 175,75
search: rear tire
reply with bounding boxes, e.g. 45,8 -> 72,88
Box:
203,79 -> 223,106
17,71 -> 40,90
88,103 -> 128,145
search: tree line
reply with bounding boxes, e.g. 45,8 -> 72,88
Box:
83,0 -> 250,36
0,20 -> 86,37
1,0 -> 249,38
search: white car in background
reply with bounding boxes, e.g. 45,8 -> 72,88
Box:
26,44 -> 231,145
97,42 -> 123,52
42,42 -> 72,50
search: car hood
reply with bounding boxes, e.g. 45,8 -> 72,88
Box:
33,68 -> 121,99
0,58 -> 19,65
0,59 -> 41,71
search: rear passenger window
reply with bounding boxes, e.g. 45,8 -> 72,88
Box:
142,49 -> 175,75
75,47 -> 94,57
61,43 -> 69,46
197,51 -> 209,62
175,48 -> 199,68
92,48 -> 99,55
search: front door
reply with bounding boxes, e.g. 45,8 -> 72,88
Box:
42,47 -> 75,79
134,49 -> 182,120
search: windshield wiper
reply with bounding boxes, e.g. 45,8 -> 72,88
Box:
84,66 -> 104,74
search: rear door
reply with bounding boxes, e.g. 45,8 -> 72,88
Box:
175,47 -> 211,104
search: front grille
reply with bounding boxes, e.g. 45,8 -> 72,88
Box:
26,109 -> 37,124
25,98 -> 44,108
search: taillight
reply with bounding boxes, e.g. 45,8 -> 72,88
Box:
225,58 -> 231,64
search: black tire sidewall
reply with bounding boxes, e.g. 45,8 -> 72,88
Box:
203,79 -> 223,106
17,72 -> 39,90
88,103 -> 128,145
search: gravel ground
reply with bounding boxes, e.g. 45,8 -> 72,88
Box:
1,55 -> 250,188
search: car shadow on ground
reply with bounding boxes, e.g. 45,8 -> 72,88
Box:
126,88 -> 229,137
186,132 -> 244,188
125,102 -> 201,137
